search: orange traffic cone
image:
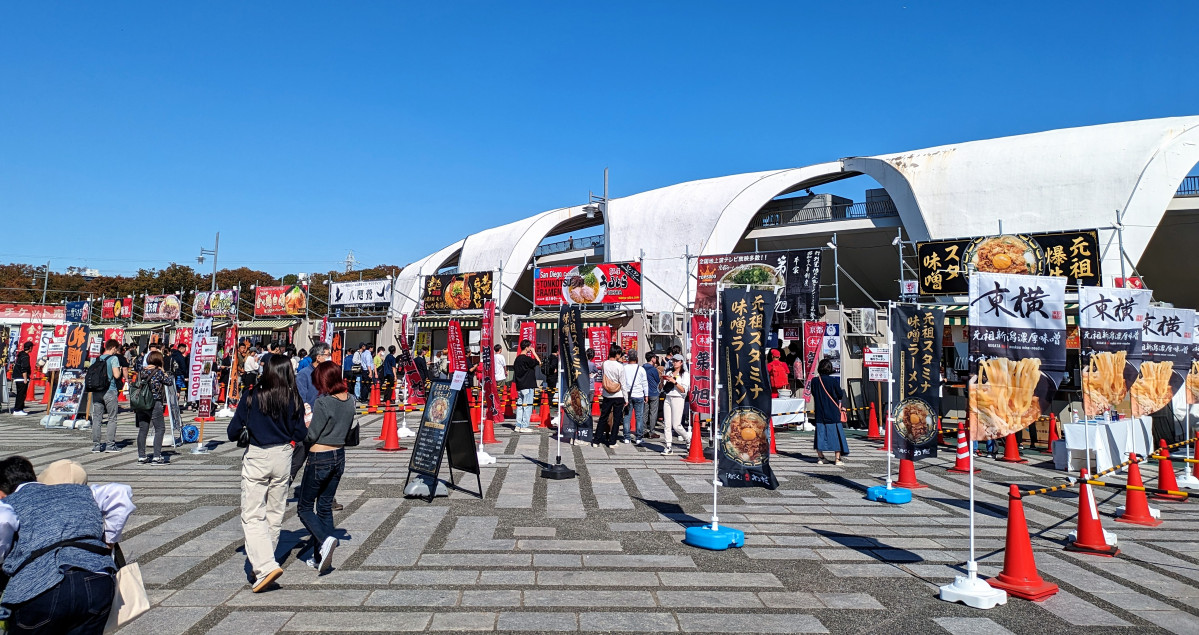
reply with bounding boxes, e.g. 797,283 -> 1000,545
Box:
988,484 -> 1060,601
530,389 -> 543,424
1065,468 -> 1119,557
375,405 -> 390,441
947,424 -> 980,474
682,414 -> 710,464
1047,413 -> 1060,447
895,458 -> 928,489
40,379 -> 52,404
538,390 -> 552,429
368,382 -> 380,413
769,419 -> 778,455
1192,432 -> 1199,481
377,407 -> 405,452
1116,454 -> 1162,527
481,412 -> 500,445
503,384 -> 515,420
591,388 -> 601,417
998,433 -> 1028,464
1153,440 -> 1187,502
25,379 -> 35,402
866,402 -> 883,440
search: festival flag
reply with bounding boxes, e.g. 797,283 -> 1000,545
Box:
717,287 -> 778,489
1078,286 -> 1150,416
480,301 -> 500,420
557,305 -> 593,442
587,326 -> 611,360
967,272 -> 1066,441
891,304 -> 943,461
689,315 -> 713,415
801,321 -> 826,403
1136,307 -> 1194,416
447,320 -> 467,374
397,314 -> 426,401
520,321 -> 537,350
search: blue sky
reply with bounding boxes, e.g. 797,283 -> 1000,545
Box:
3,1 -> 1197,277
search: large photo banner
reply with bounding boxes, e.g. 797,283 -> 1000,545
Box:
696,249 -> 821,324
891,305 -> 943,461
447,320 -> 467,374
101,297 -> 133,320
557,305 -> 593,443
422,272 -> 493,311
967,272 -> 1066,441
717,287 -> 779,489
254,285 -> 307,316
330,279 -> 392,307
144,294 -> 182,321
689,315 -> 713,416
193,289 -> 239,318
533,262 -> 642,306
1134,307 -> 1194,417
1078,286 -> 1151,416
917,229 -> 1101,294
587,327 -> 611,362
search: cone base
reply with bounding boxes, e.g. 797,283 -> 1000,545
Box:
988,575 -> 1059,602
866,434 -> 884,441
377,446 -> 408,452
1064,542 -> 1119,557
998,456 -> 1030,464
938,575 -> 1008,609
1175,473 -> 1199,490
1151,493 -> 1188,502
1114,514 -> 1163,527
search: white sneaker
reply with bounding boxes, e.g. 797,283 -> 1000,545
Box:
662,448 -> 673,455
318,536 -> 338,574
621,439 -> 631,444
12,411 -> 27,417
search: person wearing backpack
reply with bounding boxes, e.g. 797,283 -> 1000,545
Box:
131,350 -> 172,465
89,340 -> 125,453
595,344 -> 628,447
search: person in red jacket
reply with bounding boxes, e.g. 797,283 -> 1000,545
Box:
767,349 -> 789,398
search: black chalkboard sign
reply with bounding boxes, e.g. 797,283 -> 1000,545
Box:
405,380 -> 481,500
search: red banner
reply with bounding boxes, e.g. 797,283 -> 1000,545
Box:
689,316 -> 713,415
480,301 -> 500,419
587,327 -> 611,360
447,320 -> 467,374
17,324 -> 43,380
143,294 -> 182,321
801,321 -> 827,403
0,304 -> 65,321
174,328 -> 193,353
101,297 -> 133,320
619,331 -> 638,355
533,262 -> 642,306
519,321 -> 537,348
224,324 -> 240,405
103,328 -> 126,346
397,315 -> 425,402
331,331 -> 343,366
253,285 -> 308,316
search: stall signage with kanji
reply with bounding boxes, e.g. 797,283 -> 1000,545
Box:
917,230 -> 1100,294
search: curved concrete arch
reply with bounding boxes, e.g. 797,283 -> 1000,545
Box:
840,157 -> 929,241
394,240 -> 465,315
1118,122 -> 1199,269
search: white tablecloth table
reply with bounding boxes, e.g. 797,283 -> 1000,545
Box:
771,397 -> 807,430
1061,416 -> 1154,473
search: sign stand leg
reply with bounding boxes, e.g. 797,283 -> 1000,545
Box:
939,440 -> 1008,608
542,358 -> 575,480
867,301 -> 910,505
1178,405 -> 1199,489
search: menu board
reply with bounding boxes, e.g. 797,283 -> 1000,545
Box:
533,262 -> 642,306
917,230 -> 1100,295
144,294 -> 183,321
407,380 -> 479,480
423,272 -> 493,312
254,285 -> 307,316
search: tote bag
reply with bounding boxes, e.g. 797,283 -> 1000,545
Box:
104,544 -> 150,632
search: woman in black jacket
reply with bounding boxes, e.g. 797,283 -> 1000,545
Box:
811,358 -> 849,465
227,354 -> 306,593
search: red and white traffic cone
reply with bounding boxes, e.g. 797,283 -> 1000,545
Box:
947,424 -> 979,474
1065,468 -> 1119,557
1115,454 -> 1162,527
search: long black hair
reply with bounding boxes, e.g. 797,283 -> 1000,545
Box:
256,353 -> 303,421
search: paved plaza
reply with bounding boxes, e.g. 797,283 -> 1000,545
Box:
3,405 -> 1199,635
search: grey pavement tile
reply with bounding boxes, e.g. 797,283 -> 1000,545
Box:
419,553 -> 532,568
524,589 -> 657,607
538,570 -> 660,587
656,590 -> 764,608
657,572 -> 783,587
579,611 -> 679,632
676,612 -> 827,633
814,592 -> 885,609
429,612 -> 498,631
282,611 -> 432,631
228,589 -> 369,607
759,592 -> 824,609
933,617 -> 1016,635
393,570 -> 481,586
743,547 -> 821,560
1088,591 -> 1176,612
513,526 -> 557,537
1129,610 -> 1199,635
823,563 -> 909,577
479,570 -> 536,585
112,607 -> 213,635
366,589 -> 461,607
583,554 -> 696,568
534,554 -> 584,568
158,588 -> 237,606
461,590 -> 524,607
206,611 -> 294,635
1036,589 -> 1131,626
496,612 -> 578,631
517,538 -> 622,551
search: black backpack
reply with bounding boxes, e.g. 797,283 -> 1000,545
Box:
85,355 -> 112,393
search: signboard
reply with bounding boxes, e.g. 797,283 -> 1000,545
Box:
48,369 -> 86,419
619,331 -> 638,355
519,322 -> 537,349
717,286 -> 779,489
557,305 -> 594,443
62,324 -> 89,371
890,304 -> 943,461
405,380 -> 481,500
101,297 -> 133,320
696,249 -> 821,324
65,301 -> 90,324
254,285 -> 307,316
0,304 -> 65,321
900,280 -> 919,296
43,324 -> 69,373
1135,306 -> 1193,417
868,367 -> 890,382
144,294 -> 183,321
88,334 -> 103,360
447,320 -> 467,374
163,384 -> 183,447
533,262 -> 642,306
587,327 -> 611,361
821,323 -> 842,374
917,229 -> 1100,294
189,319 -> 216,403
192,289 -> 239,318
330,279 -> 392,307
1115,277 -> 1144,289
863,347 -> 890,367
422,272 -> 493,312
689,315 -> 713,415
1078,286 -> 1150,416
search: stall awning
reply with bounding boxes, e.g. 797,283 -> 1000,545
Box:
123,322 -> 172,334
172,321 -> 230,330
414,316 -> 481,329
529,310 -> 627,329
238,319 -> 300,336
330,318 -> 384,329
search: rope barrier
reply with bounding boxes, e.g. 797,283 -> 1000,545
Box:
1021,482 -> 1074,498
1085,478 -> 1190,499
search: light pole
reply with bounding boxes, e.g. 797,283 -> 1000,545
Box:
32,261 -> 50,304
197,232 -> 220,292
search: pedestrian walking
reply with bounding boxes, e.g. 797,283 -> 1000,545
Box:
492,344 -> 507,391
381,346 -> 397,403
661,354 -> 691,455
297,361 -> 353,574
642,352 -> 661,439
512,339 -> 540,432
11,341 -> 32,416
89,339 -> 125,453
811,359 -> 849,465
133,350 -> 173,465
595,344 -> 627,447
623,349 -> 648,444
227,354 -> 306,593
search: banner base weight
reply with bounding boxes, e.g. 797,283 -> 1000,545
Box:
683,525 -> 744,551
866,485 -> 912,504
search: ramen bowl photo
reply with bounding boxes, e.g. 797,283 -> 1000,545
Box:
719,263 -> 784,288
427,396 -> 451,423
562,265 -> 604,304
445,278 -> 472,310
722,407 -> 769,466
894,398 -> 937,445
963,235 -> 1042,275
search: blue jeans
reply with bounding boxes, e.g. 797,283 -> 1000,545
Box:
516,388 -> 534,429
297,448 -> 345,546
6,567 -> 114,635
625,397 -> 645,441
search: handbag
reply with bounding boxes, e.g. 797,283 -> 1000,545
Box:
104,544 -> 150,632
345,413 -> 361,447
236,395 -> 253,448
817,376 -> 847,423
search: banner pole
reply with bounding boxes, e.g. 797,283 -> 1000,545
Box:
710,284 -> 723,531
886,301 -> 894,490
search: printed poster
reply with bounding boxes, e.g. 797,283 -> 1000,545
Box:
192,289 -> 239,318
1135,307 -> 1194,417
717,287 -> 779,489
43,325 -> 68,372
533,262 -> 642,306
917,229 -> 1101,294
1077,286 -> 1151,416
891,305 -> 943,461
330,279 -> 392,307
556,305 -> 593,443
253,285 -> 307,316
101,297 -> 133,320
144,294 -> 183,321
696,249 -> 821,324
422,272 -> 493,311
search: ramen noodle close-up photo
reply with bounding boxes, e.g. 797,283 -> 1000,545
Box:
445,278 -> 472,310
1130,361 -> 1175,417
968,357 -> 1042,440
1081,350 -> 1128,416
1187,361 -> 1199,405
564,265 -> 603,304
722,408 -> 769,466
968,235 -> 1038,275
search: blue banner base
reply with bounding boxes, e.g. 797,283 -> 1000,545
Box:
866,485 -> 912,504
683,525 -> 745,550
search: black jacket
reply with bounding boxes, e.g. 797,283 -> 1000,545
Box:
13,351 -> 31,379
227,392 -> 306,447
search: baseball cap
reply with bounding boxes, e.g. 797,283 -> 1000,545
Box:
38,459 -> 88,485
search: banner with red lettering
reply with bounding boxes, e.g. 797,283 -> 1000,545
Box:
0,304 -> 65,321
88,334 -> 103,360
801,321 -> 826,403
396,315 -> 426,402
689,316 -> 713,415
587,327 -> 611,360
619,331 -> 638,355
480,301 -> 500,420
253,285 -> 307,316
519,321 -> 536,348
447,320 -> 468,374
224,324 -> 240,405
17,324 -> 43,379
101,297 -> 133,320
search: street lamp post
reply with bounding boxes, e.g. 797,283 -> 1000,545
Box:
197,232 -> 220,292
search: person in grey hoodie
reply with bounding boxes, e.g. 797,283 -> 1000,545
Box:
296,361 -> 355,575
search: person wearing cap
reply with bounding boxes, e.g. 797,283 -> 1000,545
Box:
767,349 -> 789,399
0,458 -> 135,633
660,354 -> 692,455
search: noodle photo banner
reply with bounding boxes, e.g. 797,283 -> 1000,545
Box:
1187,311 -> 1199,406
1135,307 -> 1194,417
689,315 -> 713,416
717,287 -> 779,490
422,272 -> 493,312
918,229 -> 1100,294
890,304 -> 943,461
967,272 -> 1066,441
480,301 -> 500,420
696,249 -> 821,324
556,305 -> 594,443
1078,286 -> 1151,416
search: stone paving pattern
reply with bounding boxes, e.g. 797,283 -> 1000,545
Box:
3,403 -> 1199,634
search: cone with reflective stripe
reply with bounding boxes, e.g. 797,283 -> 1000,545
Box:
988,484 -> 1059,601
1065,468 -> 1119,556
1153,439 -> 1187,502
1115,453 -> 1162,527
866,402 -> 883,441
947,424 -> 980,474
1047,413 -> 1060,446
682,414 -> 710,464
998,433 -> 1028,464
377,407 -> 405,452
895,458 -> 928,489
769,419 -> 778,455
538,390 -> 552,429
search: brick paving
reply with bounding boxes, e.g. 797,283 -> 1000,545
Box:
3,404 -> 1199,634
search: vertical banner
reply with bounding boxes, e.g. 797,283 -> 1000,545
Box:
320,315 -> 334,345
188,319 -> 213,403
224,323 -> 240,405
174,327 -> 194,352
1078,286 -> 1150,416
619,331 -> 638,355
519,321 -> 537,348
1134,307 -> 1194,417
587,327 -> 611,358
62,324 -> 89,371
1187,311 -> 1199,406
17,324 -> 43,380
479,301 -> 500,420
689,315 -> 713,415
49,324 -> 90,419
447,320 -> 468,374
557,305 -> 593,442
967,272 -> 1066,441
103,328 -> 126,347
331,331 -> 344,366
717,287 -> 779,489
801,321 -> 826,403
397,316 -> 426,402
891,305 -> 943,461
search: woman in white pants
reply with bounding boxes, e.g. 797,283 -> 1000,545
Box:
660,355 -> 691,455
